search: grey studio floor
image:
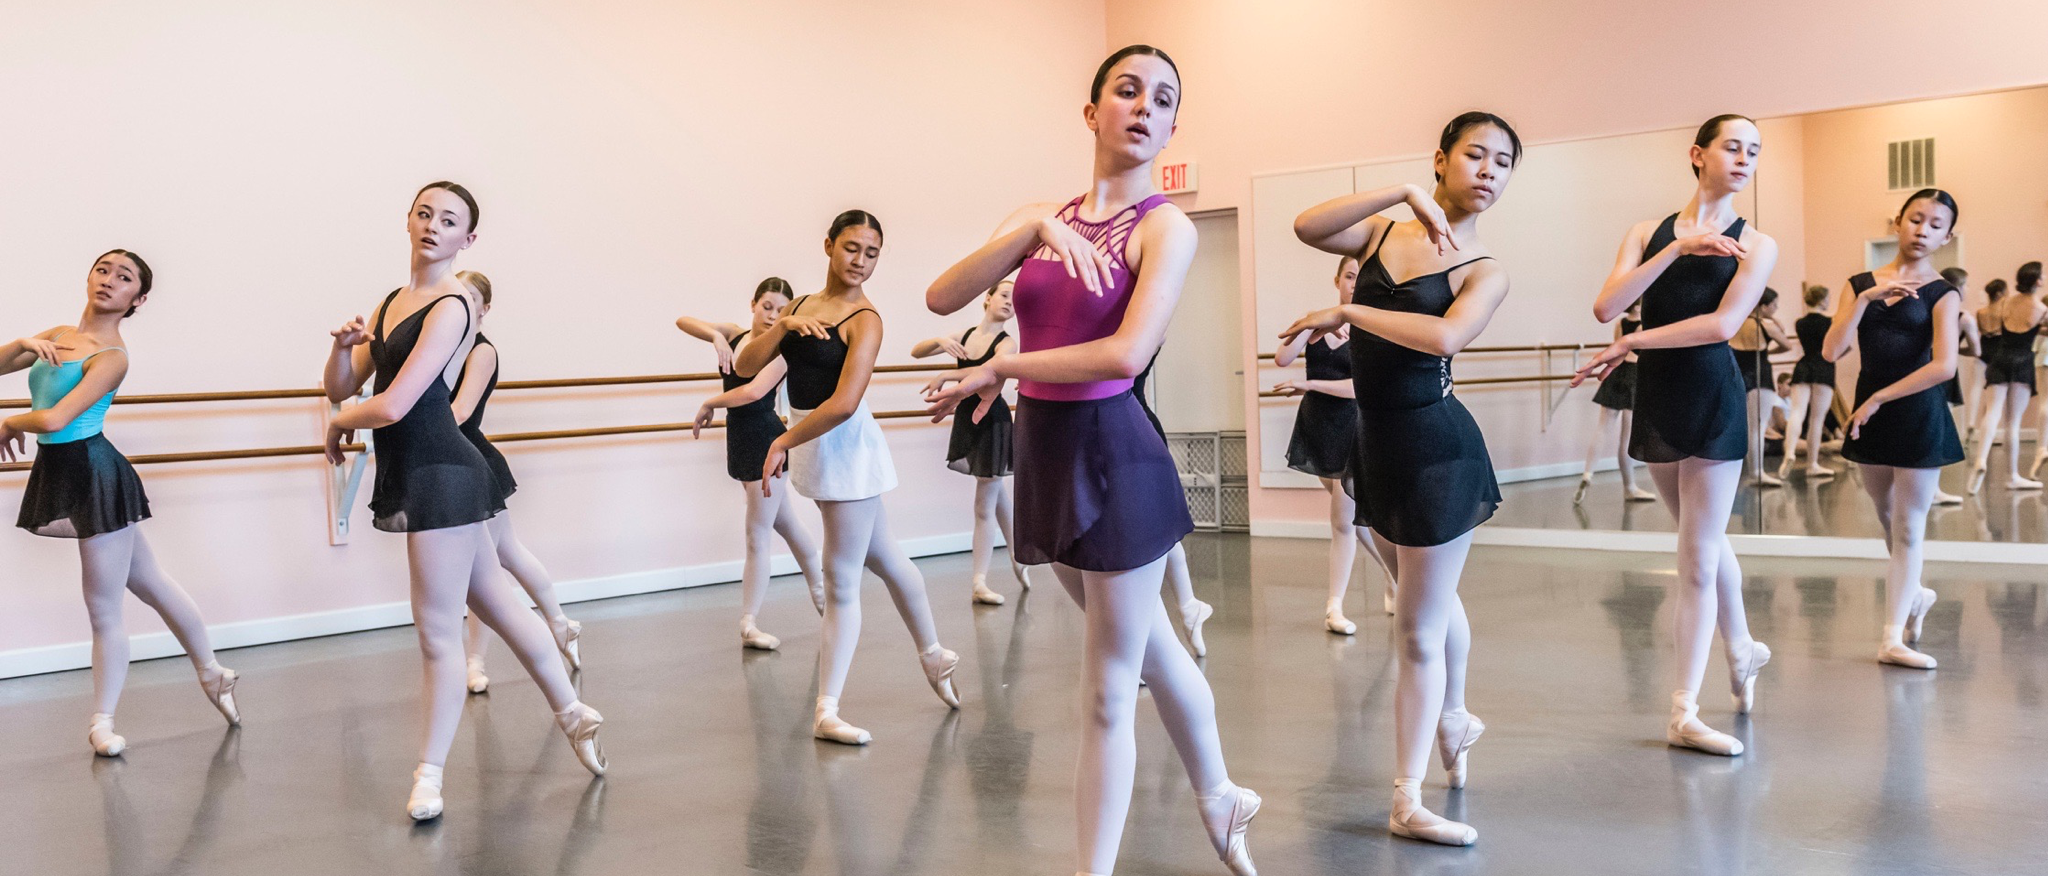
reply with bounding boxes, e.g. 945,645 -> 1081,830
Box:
7,533 -> 2048,876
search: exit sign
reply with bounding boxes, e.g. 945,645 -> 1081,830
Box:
1157,161 -> 1198,194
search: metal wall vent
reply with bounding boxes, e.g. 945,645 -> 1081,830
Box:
1888,138 -> 1935,190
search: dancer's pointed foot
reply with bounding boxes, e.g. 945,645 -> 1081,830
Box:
554,702 -> 607,776
88,713 -> 125,757
1805,465 -> 1838,480
1667,691 -> 1743,756
549,615 -> 583,672
2031,452 -> 2048,481
198,662 -> 241,725
1572,474 -> 1592,506
1011,561 -> 1032,591
1324,607 -> 1356,636
1625,485 -> 1659,502
1880,626 -> 1938,669
1437,709 -> 1485,789
465,657 -> 490,694
1383,585 -> 1398,616
1756,471 -> 1784,488
1905,587 -> 1937,644
813,696 -> 871,745
807,574 -> 826,616
1182,598 -> 1214,657
2010,475 -> 2043,491
1388,779 -> 1475,846
740,616 -> 780,651
407,763 -> 445,821
1197,782 -> 1261,875
970,575 -> 1006,606
1933,489 -> 1964,506
1968,464 -> 1988,495
1727,639 -> 1770,714
919,644 -> 961,709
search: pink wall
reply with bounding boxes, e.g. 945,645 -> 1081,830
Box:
0,0 -> 1109,668
1105,0 -> 2048,527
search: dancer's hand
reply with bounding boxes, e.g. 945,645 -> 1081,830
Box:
1846,399 -> 1882,439
1675,233 -> 1747,259
923,364 -> 1004,423
1279,307 -> 1350,345
936,336 -> 971,359
1572,337 -> 1633,387
776,314 -> 830,340
692,403 -> 716,439
322,421 -> 354,465
760,438 -> 791,495
16,336 -> 73,365
1404,186 -> 1459,255
330,316 -> 371,348
712,339 -> 735,374
1270,379 -> 1308,397
1036,216 -> 1116,296
1860,279 -> 1919,304
0,421 -> 24,462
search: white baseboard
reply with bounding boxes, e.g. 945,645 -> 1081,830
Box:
0,531 -> 979,680
1252,521 -> 2048,566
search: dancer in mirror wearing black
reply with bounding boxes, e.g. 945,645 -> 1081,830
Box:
909,279 -> 1033,606
1733,289 -> 1792,486
1966,277 -> 2007,444
448,271 -> 587,693
1778,284 -> 1838,482
678,278 -> 827,651
1820,189 -> 1965,670
1274,255 -> 1400,630
924,46 -> 1259,876
1287,111 -> 1522,846
1574,301 -> 1658,506
2,251 -> 240,756
1575,115 -> 1779,758
1967,263 -> 2044,493
322,182 -> 606,820
732,210 -> 960,745
1932,267 -> 1973,506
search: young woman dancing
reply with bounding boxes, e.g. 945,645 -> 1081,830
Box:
910,279 -> 1032,606
1273,256 -> 1400,630
1574,301 -> 1658,505
447,271 -> 587,692
1575,115 -> 1779,758
678,278 -> 827,651
732,210 -> 961,745
2,250 -> 240,756
1288,111 -> 1522,846
1968,263 -> 2044,493
1733,290 -> 1792,486
322,182 -> 606,820
1778,284 -> 1838,481
1821,189 -> 1965,670
924,45 -> 1260,876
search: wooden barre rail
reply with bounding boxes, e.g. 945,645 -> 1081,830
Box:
1257,342 -> 1598,362
0,362 -> 959,410
1257,373 -> 1573,398
0,408 -> 946,474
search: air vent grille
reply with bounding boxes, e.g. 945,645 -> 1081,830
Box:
1888,138 -> 1935,190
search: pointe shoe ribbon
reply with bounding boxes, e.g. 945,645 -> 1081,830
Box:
555,702 -> 608,776
740,616 -> 780,651
1667,692 -> 1743,756
1324,609 -> 1355,637
1437,710 -> 1486,789
1388,779 -> 1475,846
1197,783 -> 1262,875
971,577 -> 1006,606
408,763 -> 445,821
198,663 -> 242,725
813,696 -> 872,745
919,645 -> 961,709
88,713 -> 126,757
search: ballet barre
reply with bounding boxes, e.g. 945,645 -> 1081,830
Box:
1254,341 -> 1601,361
1261,340 -> 1607,429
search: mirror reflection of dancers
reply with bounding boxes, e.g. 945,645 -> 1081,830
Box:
1574,301 -> 1658,505
1132,357 -> 1215,654
1965,277 -> 2007,443
1821,188 -> 1965,670
924,46 -> 1260,876
1778,284 -> 1838,482
1273,256 -> 1400,631
1967,263 -> 2044,493
1931,267 -> 1973,506
732,210 -> 962,745
1733,289 -> 1792,486
446,271 -> 586,693
1287,111 -> 1522,846
1,251 -> 240,756
909,279 -> 1033,606
322,182 -> 606,820
1575,115 -> 1779,758
677,278 -> 827,651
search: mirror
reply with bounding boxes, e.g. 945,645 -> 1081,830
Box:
1252,85 -> 2048,546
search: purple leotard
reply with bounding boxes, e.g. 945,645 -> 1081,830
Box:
1013,193 -> 1173,401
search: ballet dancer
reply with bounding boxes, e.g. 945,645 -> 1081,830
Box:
1273,255 -> 1400,631
732,209 -> 961,745
1935,267 -> 1974,505
909,279 -> 1033,606
1968,264 -> 2042,493
322,182 -> 605,820
1778,284 -> 1838,481
1132,357 -> 1218,650
1,250 -> 240,756
1574,301 -> 1659,505
446,271 -> 586,692
923,45 -> 1260,876
1967,277 -> 2007,442
678,277 -> 827,651
1576,114 -> 1779,758
1287,111 -> 1522,846
1820,188 -> 1964,670
1733,289 -> 1792,486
